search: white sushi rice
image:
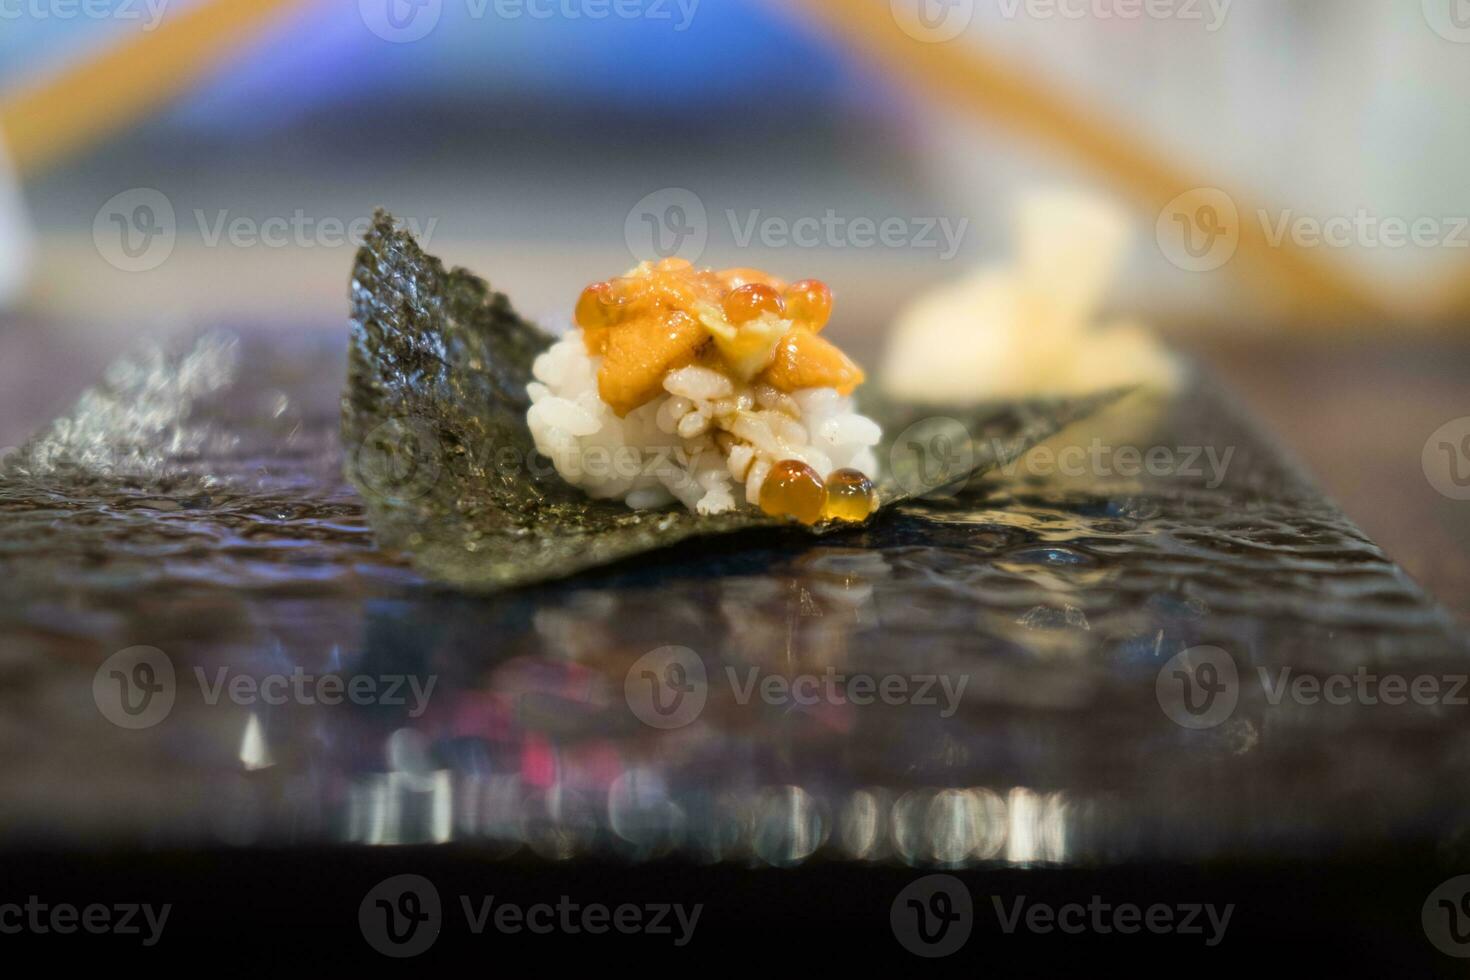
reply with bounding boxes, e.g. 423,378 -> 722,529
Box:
527,329 -> 881,516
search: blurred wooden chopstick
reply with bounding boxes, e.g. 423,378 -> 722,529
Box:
0,0 -> 310,177
0,0 -> 1441,324
782,0 -> 1389,322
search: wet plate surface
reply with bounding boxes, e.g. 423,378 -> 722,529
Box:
0,328 -> 1467,869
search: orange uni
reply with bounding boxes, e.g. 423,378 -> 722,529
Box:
572,260 -> 861,416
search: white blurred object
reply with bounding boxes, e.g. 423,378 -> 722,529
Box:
881,189 -> 1180,402
915,2 -> 1470,321
0,136 -> 32,307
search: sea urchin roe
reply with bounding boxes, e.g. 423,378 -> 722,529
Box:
574,282 -> 619,354
574,262 -> 856,416
598,309 -> 707,417
759,328 -> 865,396
574,282 -> 613,329
759,459 -> 827,525
822,468 -> 878,523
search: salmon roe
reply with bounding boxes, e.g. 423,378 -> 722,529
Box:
722,283 -> 784,325
574,282 -> 617,330
821,468 -> 878,523
717,267 -> 783,291
759,459 -> 827,525
783,279 -> 833,332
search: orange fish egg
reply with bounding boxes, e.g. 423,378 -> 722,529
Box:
821,468 -> 878,523
759,459 -> 827,525
574,282 -> 612,328
574,282 -> 620,353
783,279 -> 832,332
717,267 -> 785,291
722,283 -> 785,325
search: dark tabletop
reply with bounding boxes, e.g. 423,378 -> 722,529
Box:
2,323 -> 1468,968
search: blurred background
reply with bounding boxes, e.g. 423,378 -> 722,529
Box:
0,0 -> 1467,613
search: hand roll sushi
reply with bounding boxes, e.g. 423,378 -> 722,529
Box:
526,258 -> 881,524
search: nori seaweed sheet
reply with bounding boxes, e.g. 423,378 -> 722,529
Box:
343,212 -> 1123,590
